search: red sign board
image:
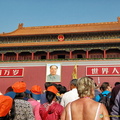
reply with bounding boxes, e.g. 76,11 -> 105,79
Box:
86,66 -> 120,76
0,68 -> 24,77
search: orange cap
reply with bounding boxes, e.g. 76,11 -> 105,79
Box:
0,95 -> 13,117
31,85 -> 42,95
12,81 -> 26,93
47,86 -> 58,94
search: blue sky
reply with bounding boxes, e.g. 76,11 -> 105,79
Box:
0,0 -> 120,33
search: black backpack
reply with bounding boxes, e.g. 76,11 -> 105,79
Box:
99,92 -> 111,112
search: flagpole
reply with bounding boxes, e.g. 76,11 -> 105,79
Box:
98,77 -> 100,84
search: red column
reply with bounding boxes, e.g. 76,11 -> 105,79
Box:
86,50 -> 89,59
69,51 -> 72,59
16,53 -> 19,61
104,50 -> 106,58
1,53 -> 4,61
47,52 -> 50,59
31,52 -> 34,60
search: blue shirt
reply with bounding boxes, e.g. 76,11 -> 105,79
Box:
93,89 -> 101,101
40,92 -> 48,104
95,90 -> 111,102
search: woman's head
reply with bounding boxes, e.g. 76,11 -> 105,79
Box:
46,91 -> 56,103
100,82 -> 111,92
59,86 -> 67,95
77,77 -> 95,98
46,85 -> 58,103
14,92 -> 25,99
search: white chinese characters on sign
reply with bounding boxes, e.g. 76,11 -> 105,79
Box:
86,66 -> 120,76
4,70 -> 10,76
112,68 -> 119,74
92,68 -> 98,74
0,68 -> 23,77
13,70 -> 20,76
0,70 -> 2,75
102,68 -> 109,74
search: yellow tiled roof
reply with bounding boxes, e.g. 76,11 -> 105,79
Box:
0,17 -> 120,36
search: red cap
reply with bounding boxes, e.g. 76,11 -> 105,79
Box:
31,85 -> 42,95
0,95 -> 13,117
47,86 -> 58,94
12,81 -> 26,93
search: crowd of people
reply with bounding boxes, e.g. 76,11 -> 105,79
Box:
0,77 -> 120,120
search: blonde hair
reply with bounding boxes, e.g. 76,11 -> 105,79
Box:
77,77 -> 95,98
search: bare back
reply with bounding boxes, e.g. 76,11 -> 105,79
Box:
61,98 -> 110,120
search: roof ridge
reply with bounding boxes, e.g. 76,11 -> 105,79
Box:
1,28 -> 19,35
23,21 -> 119,29
0,17 -> 120,36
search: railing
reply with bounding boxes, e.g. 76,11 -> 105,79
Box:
0,58 -> 120,63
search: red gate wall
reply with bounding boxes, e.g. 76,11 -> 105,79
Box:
0,64 -> 120,94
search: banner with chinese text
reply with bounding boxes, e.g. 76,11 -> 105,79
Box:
86,66 -> 120,76
0,68 -> 24,77
72,64 -> 77,79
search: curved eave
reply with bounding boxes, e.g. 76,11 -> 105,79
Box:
0,21 -> 120,36
0,39 -> 120,48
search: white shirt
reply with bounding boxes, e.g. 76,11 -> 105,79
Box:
60,88 -> 79,107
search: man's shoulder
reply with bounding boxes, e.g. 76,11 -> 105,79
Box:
47,74 -> 51,77
63,90 -> 73,97
54,74 -> 60,78
41,92 -> 46,97
102,91 -> 110,95
47,74 -> 60,77
15,99 -> 31,105
47,74 -> 60,82
28,99 -> 40,106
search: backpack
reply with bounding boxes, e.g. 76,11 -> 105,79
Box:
99,92 -> 111,112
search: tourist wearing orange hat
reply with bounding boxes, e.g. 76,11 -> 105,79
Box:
11,81 -> 35,120
40,85 -> 64,120
12,81 -> 26,93
24,85 -> 43,120
40,82 -> 53,104
0,95 -> 13,120
30,85 -> 42,102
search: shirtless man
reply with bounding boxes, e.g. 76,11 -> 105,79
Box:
61,77 -> 110,120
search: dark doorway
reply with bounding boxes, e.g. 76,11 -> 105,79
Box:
41,56 -> 46,59
77,55 -> 83,58
58,55 -> 65,59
